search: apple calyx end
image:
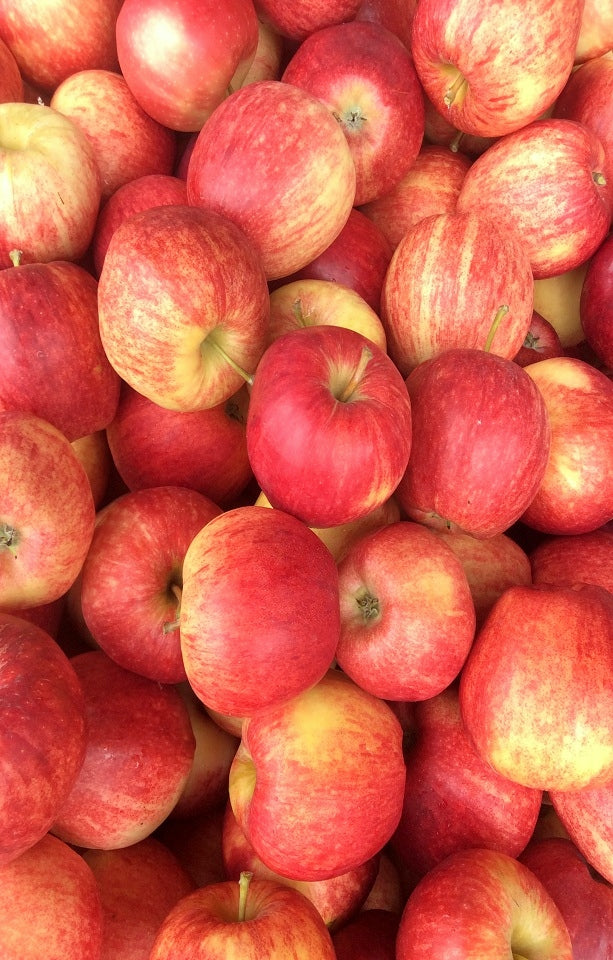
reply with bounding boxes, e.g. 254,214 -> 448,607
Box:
356,590 -> 380,623
0,523 -> 18,559
336,344 -> 373,403
238,870 -> 253,922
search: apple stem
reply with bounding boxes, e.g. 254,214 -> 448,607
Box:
238,871 -> 253,922
444,71 -> 468,108
163,582 -> 182,634
449,130 -> 464,153
337,345 -> 372,402
484,304 -> 509,352
8,249 -> 22,267
291,298 -> 310,327
207,338 -> 254,387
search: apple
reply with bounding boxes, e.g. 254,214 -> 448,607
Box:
380,210 -> 534,375
246,324 -> 412,529
395,348 -> 551,539
411,0 -> 582,138
0,833 -> 103,960
520,356 -> 613,535
550,778 -> 613,885
456,118 -> 613,279
395,847 -> 573,960
50,68 -> 177,200
267,278 -> 387,351
391,685 -> 542,892
149,872 -> 337,959
0,613 -> 87,866
0,35 -> 23,102
332,908 -> 399,960
281,20 -> 425,205
0,0 -> 123,92
275,206 -> 393,313
580,232 -> 613,369
335,520 -> 476,701
186,80 -> 356,281
0,102 -> 102,268
360,143 -> 473,250
4,594 -> 66,640
179,504 -> 340,717
532,261 -> 589,348
155,804 -> 227,889
553,55 -> 613,185
239,17 -> 284,86
51,649 -> 196,849
91,173 -> 188,276
0,410 -> 95,609
519,836 -> 613,960
355,0 -> 418,49
530,527 -> 613,594
115,0 -> 259,131
253,0 -> 362,41
228,668 -> 406,881
575,0 -> 613,62
79,485 -> 222,684
71,431 -> 113,508
0,256 -> 120,441
513,310 -> 565,366
459,582 -> 613,792
81,837 -> 195,960
361,852 -> 404,914
222,803 -> 379,930
97,203 -> 270,412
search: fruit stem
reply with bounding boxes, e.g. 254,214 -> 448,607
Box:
291,298 -> 310,327
449,130 -> 464,153
238,871 -> 253,922
337,345 -> 372,402
163,582 -> 182,634
8,249 -> 22,267
484,305 -> 509,352
207,338 -> 254,386
444,72 -> 468,108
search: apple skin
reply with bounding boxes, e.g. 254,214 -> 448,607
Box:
246,325 -> 412,529
50,68 -> 177,200
521,356 -> 613,535
0,258 -> 120,442
240,16 -> 284,86
380,210 -> 534,375
0,102 -> 102,268
81,837 -> 195,960
79,486 -> 222,684
0,35 -> 23,102
390,685 -> 542,892
395,847 -> 573,960
355,0 -> 418,48
116,0 -> 259,131
575,0 -> 613,62
180,505 -> 340,717
336,520 -> 476,701
519,836 -> 613,960
254,0 -> 362,41
149,874 -> 337,960
98,203 -> 270,412
71,430 -> 113,509
0,614 -> 87,866
332,908 -> 399,960
457,118 -> 613,280
550,779 -> 613,886
530,527 -> 613,594
186,80 -> 356,281
395,348 -> 551,539
51,649 -> 196,849
0,410 -> 95,609
228,669 -> 406,882
553,55 -> 613,184
411,0 -> 582,138
222,803 -> 379,930
580,232 -> 613,369
281,20 -> 425,205
0,0 -> 122,91
459,582 -> 613,792
513,310 -> 565,367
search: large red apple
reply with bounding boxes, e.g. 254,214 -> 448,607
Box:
580,232 -> 613,369
186,80 -> 356,280
550,777 -> 613,886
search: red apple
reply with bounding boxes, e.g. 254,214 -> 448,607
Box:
228,669 -> 406,881
530,527 -> 613,594
336,520 -> 476,701
460,582 -> 613,791
421,96 -> 496,157
71,431 -> 113,509
0,35 -> 23,102
0,102 -> 102,268
50,68 -> 177,200
116,0 -> 259,131
575,0 -> 613,62
180,504 -> 340,717
97,203 -> 270,411
396,847 -> 572,960
521,356 -> 613,535
149,872 -> 337,959
551,777 -> 613,885
361,853 -> 405,914
355,0 -> 418,49
411,0 -> 582,138
155,805 -> 227,889
0,410 -> 95,609
380,210 -> 534,375
513,310 -> 565,367
553,55 -> 613,185
395,348 -> 551,539
240,17 -> 284,86
282,20 -> 424,205
332,908 -> 399,960
532,262 -> 589,349
254,0 -> 362,41
0,614 -> 87,866
457,118 -> 613,279
51,649 -> 196,849
186,80 -> 356,280
580,232 -> 613,369
79,486 -> 222,684
246,325 -> 412,529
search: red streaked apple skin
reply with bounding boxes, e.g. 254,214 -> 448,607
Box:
229,669 -> 406,882
246,325 -> 412,529
580,232 -> 613,369
395,847 -> 573,960
254,0 -> 362,41
0,36 -> 23,102
551,779 -> 613,886
180,505 -> 341,718
459,583 -> 613,792
530,527 -> 613,594
553,55 -> 613,184
186,80 -> 356,281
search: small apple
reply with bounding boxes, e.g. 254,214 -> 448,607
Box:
513,310 -> 565,366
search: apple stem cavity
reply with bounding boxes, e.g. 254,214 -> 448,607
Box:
206,337 -> 254,387
484,304 -> 510,352
444,71 -> 468,109
336,345 -> 373,403
238,870 -> 253,922
8,249 -> 23,267
163,582 -> 183,635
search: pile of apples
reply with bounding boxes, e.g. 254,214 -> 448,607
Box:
1,0 -> 613,957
